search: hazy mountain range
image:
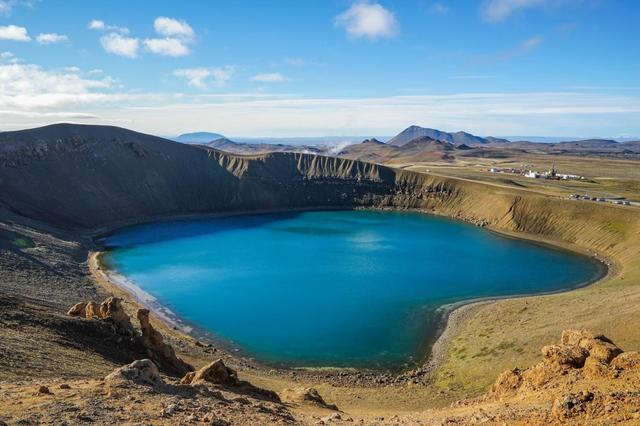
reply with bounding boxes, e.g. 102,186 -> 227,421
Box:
165,125 -> 640,162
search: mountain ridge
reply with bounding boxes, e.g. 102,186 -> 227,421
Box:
387,125 -> 510,146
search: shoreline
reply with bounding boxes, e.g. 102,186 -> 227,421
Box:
88,207 -> 613,384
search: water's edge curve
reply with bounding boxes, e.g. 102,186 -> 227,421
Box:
90,207 -> 609,375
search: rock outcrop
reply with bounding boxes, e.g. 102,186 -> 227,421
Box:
105,359 -> 163,387
67,299 -> 192,376
611,351 -> 640,370
180,359 -> 237,386
137,308 -> 193,377
489,329 -> 640,422
280,387 -> 339,411
67,297 -> 134,336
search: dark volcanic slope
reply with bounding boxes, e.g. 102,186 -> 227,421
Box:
0,124 -> 404,229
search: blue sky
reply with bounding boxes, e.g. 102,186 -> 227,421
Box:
1,0 -> 639,138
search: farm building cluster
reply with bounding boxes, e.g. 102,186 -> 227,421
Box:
488,165 -> 584,180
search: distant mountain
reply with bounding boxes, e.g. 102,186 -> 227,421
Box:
387,125 -> 509,146
205,137 -> 323,155
174,132 -> 225,144
337,136 -> 462,163
401,136 -> 455,153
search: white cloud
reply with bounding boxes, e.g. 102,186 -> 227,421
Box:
480,0 -> 579,22
88,68 -> 103,75
0,24 -> 30,41
153,17 -> 194,39
0,62 -> 118,110
0,50 -> 19,64
211,66 -> 234,87
335,2 -> 398,40
144,17 -> 195,57
0,1 -> 11,15
100,33 -> 140,58
88,19 -> 105,30
143,38 -> 190,57
98,92 -> 640,137
173,66 -> 234,89
36,33 -> 69,44
0,0 -> 30,16
88,19 -> 129,34
2,83 -> 640,137
251,73 -> 286,83
92,17 -> 194,59
173,68 -> 210,88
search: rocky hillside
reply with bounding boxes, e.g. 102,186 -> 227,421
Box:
2,325 -> 639,424
337,136 -> 468,163
0,124 -> 399,229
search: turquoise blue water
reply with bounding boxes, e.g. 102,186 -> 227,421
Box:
103,210 -> 603,369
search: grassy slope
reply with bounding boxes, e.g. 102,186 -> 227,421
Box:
409,177 -> 640,396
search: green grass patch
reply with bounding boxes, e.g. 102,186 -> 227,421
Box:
12,237 -> 35,249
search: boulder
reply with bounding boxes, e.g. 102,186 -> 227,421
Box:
180,359 -> 237,386
37,385 -> 52,395
580,338 -> 622,364
610,351 -> 640,370
541,344 -> 588,369
560,329 -> 622,364
137,308 -> 193,376
560,329 -> 592,346
66,297 -> 134,336
583,356 -> 609,379
85,301 -> 102,319
520,363 -> 557,388
490,330 -> 627,397
180,371 -> 196,385
490,368 -> 522,396
99,297 -> 135,336
280,387 -> 338,410
105,359 -> 163,387
66,302 -> 87,316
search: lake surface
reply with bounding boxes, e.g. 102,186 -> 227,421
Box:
103,210 -> 603,369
